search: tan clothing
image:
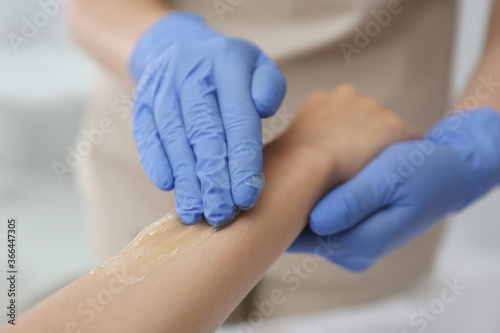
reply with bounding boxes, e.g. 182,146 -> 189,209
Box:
77,0 -> 457,321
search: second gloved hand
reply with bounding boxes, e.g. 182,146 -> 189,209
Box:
290,107 -> 500,271
130,12 -> 286,225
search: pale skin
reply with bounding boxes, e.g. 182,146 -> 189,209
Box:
0,87 -> 419,333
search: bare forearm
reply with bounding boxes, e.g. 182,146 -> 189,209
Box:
2,144 -> 333,333
65,0 -> 170,81
458,0 -> 500,110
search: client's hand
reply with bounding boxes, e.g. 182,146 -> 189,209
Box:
292,107 -> 500,272
272,84 -> 420,184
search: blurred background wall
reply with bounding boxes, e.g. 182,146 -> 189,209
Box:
0,0 -> 499,328
0,0 -> 96,311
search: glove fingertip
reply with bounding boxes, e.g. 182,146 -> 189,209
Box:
155,176 -> 174,191
252,65 -> 286,118
174,187 -> 204,225
140,150 -> 174,191
233,174 -> 265,210
176,208 -> 204,225
204,197 -> 237,226
310,182 -> 371,236
309,210 -> 336,237
234,186 -> 259,210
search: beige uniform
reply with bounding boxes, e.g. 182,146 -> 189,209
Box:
76,0 -> 457,321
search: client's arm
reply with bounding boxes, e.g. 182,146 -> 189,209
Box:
1,86 -> 418,333
65,0 -> 171,81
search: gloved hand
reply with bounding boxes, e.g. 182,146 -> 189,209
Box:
290,107 -> 500,271
130,12 -> 286,225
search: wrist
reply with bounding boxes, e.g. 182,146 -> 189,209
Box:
272,134 -> 374,186
129,11 -> 218,82
264,139 -> 338,200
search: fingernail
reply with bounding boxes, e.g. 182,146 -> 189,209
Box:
234,173 -> 265,210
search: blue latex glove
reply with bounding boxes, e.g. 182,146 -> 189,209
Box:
130,12 -> 286,225
290,107 -> 500,272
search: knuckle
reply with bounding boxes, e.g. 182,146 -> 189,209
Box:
187,119 -> 224,143
230,139 -> 261,158
359,96 -> 383,110
218,37 -> 251,54
385,112 -> 407,129
333,84 -> 359,96
223,109 -> 260,133
215,38 -> 232,51
224,102 -> 251,116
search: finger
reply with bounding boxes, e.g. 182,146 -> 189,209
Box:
154,78 -> 204,224
251,53 -> 287,118
180,75 -> 235,225
325,206 -> 415,272
287,227 -> 318,253
132,93 -> 174,191
309,154 -> 393,236
289,226 -> 378,273
214,40 -> 264,210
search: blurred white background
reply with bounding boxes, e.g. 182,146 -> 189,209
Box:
0,0 -> 499,331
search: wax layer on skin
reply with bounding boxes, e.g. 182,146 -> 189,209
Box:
91,210 -> 215,285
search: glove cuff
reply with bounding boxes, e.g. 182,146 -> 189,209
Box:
426,107 -> 500,210
129,11 -> 219,83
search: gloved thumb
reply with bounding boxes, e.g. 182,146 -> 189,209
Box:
309,162 -> 390,236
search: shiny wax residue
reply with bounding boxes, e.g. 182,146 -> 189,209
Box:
91,210 -> 215,285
